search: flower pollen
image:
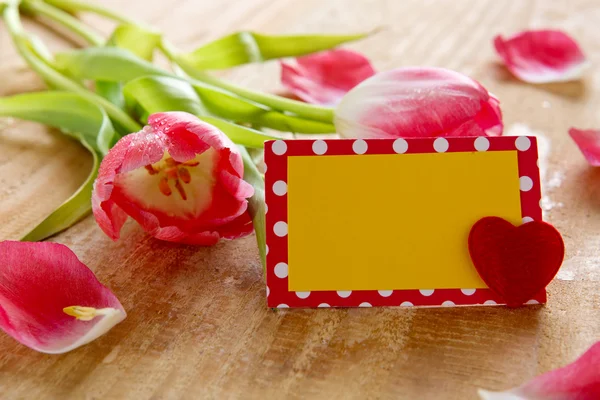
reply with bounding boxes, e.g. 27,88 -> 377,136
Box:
144,157 -> 200,200
63,306 -> 114,321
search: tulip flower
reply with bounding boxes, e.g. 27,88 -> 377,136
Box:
280,49 -> 376,106
494,30 -> 589,84
0,241 -> 125,354
479,341 -> 600,399
569,128 -> 600,166
92,112 -> 254,245
334,67 -> 503,139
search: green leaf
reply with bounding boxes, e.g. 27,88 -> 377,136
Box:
240,146 -> 266,268
123,75 -> 206,120
0,91 -> 116,241
108,24 -> 161,61
178,31 -> 368,70
122,75 -> 276,148
54,46 -> 166,82
0,91 -> 115,153
96,24 -> 162,108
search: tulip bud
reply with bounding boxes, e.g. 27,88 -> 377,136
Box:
334,67 -> 503,139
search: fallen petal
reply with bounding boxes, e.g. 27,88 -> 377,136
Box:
569,128 -> 600,166
0,241 -> 126,354
335,67 -> 503,139
479,341 -> 600,399
281,49 -> 376,106
494,30 -> 589,83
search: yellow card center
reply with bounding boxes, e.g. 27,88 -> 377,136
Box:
287,151 -> 522,291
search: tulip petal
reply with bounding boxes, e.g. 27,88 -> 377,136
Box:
0,241 -> 126,354
494,30 -> 589,84
335,67 -> 503,139
280,49 -> 376,106
478,342 -> 600,399
569,128 -> 600,166
92,112 -> 254,245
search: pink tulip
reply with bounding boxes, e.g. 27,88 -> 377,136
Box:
92,112 -> 254,245
0,241 -> 125,354
569,128 -> 600,166
479,341 -> 600,399
494,30 -> 589,83
280,49 -> 376,106
334,67 -> 503,139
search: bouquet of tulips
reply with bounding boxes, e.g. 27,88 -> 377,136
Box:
0,0 -> 594,366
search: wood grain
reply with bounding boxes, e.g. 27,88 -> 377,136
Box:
1,0 -> 599,399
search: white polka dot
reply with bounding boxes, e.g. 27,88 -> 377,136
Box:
525,299 -> 540,305
312,140 -> 327,155
337,290 -> 352,298
266,286 -> 270,297
442,300 -> 455,307
274,262 -> 288,278
400,301 -> 414,307
378,290 -> 393,297
522,216 -> 534,224
520,176 -> 534,192
483,300 -> 497,305
277,304 -> 289,308
272,180 -> 287,196
295,291 -> 310,299
419,289 -> 435,296
461,288 -> 476,296
474,137 -> 490,152
352,139 -> 368,154
433,138 -> 449,153
272,140 -> 287,155
359,302 -> 372,307
273,221 -> 288,237
318,303 -> 330,308
265,204 -> 268,214
515,136 -> 531,151
393,138 -> 408,154
265,245 -> 269,255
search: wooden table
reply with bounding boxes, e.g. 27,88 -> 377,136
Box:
0,0 -> 599,398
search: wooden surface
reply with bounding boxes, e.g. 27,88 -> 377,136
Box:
1,0 -> 599,399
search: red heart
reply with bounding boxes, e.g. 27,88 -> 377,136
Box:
468,217 -> 565,307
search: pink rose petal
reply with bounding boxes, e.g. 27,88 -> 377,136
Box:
479,342 -> 600,399
280,49 -> 376,106
0,241 -> 126,354
569,128 -> 600,166
334,67 -> 503,139
494,30 -> 589,83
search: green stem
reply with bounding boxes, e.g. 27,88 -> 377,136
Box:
3,2 -> 141,133
44,0 -> 136,25
45,0 -> 336,124
22,0 -> 104,46
240,146 -> 266,269
176,56 -> 335,123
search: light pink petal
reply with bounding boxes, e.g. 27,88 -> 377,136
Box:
494,30 -> 589,83
334,67 -> 503,139
281,49 -> 376,106
479,342 -> 600,399
0,241 -> 126,354
569,128 -> 600,166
